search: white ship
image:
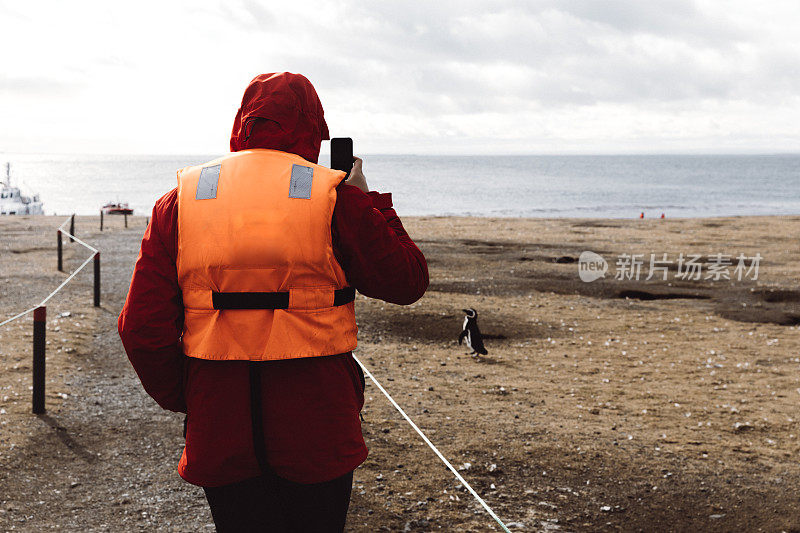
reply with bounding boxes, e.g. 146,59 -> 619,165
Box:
0,163 -> 44,215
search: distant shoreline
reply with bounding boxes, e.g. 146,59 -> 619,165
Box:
11,213 -> 800,222
4,151 -> 800,157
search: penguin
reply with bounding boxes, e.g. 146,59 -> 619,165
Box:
459,308 -> 488,356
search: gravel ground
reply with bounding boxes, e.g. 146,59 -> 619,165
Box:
1,216 -> 211,532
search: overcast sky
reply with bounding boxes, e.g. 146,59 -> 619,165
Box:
2,0 -> 799,155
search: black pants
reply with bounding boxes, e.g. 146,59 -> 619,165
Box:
203,470 -> 353,533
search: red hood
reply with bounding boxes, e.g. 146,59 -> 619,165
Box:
230,72 -> 330,163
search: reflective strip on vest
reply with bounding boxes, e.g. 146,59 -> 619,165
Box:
176,149 -> 358,361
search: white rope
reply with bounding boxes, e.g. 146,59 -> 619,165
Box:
0,306 -> 38,328
61,232 -> 98,254
0,216 -> 98,328
59,217 -> 98,253
352,354 -> 512,533
39,253 -> 96,306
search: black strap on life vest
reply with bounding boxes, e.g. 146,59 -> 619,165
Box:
212,287 -> 356,310
248,362 -> 272,475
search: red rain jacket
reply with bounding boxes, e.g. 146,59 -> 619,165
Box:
118,73 -> 428,486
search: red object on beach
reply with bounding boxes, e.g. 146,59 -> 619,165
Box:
102,202 -> 133,215
640,212 -> 644,218
118,72 -> 429,488
661,213 -> 665,219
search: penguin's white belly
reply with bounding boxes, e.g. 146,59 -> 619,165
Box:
462,318 -> 473,348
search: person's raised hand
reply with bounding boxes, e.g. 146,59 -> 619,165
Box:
343,157 -> 369,193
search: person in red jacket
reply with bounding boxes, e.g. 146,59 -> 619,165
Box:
118,72 -> 428,532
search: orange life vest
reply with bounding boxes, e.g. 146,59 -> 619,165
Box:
176,149 -> 358,361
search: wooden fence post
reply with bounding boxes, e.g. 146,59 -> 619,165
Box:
69,214 -> 75,242
93,253 -> 101,307
32,306 -> 46,414
124,213 -> 128,228
100,210 -> 103,231
57,229 -> 63,272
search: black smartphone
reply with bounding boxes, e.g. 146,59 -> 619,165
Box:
330,137 -> 354,177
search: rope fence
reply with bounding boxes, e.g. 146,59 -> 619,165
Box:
353,354 -> 513,532
0,215 -> 101,414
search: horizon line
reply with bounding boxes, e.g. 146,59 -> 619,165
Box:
2,150 -> 800,158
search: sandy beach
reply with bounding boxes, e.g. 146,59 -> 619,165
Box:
1,214 -> 799,532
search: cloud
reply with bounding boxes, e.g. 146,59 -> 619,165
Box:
307,1 -> 789,107
0,74 -> 81,96
1,0 -> 799,154
217,0 -> 275,30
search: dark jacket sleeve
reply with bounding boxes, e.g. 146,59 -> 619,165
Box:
332,184 -> 428,305
117,188 -> 186,413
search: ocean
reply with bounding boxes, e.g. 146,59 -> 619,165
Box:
2,153 -> 799,218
